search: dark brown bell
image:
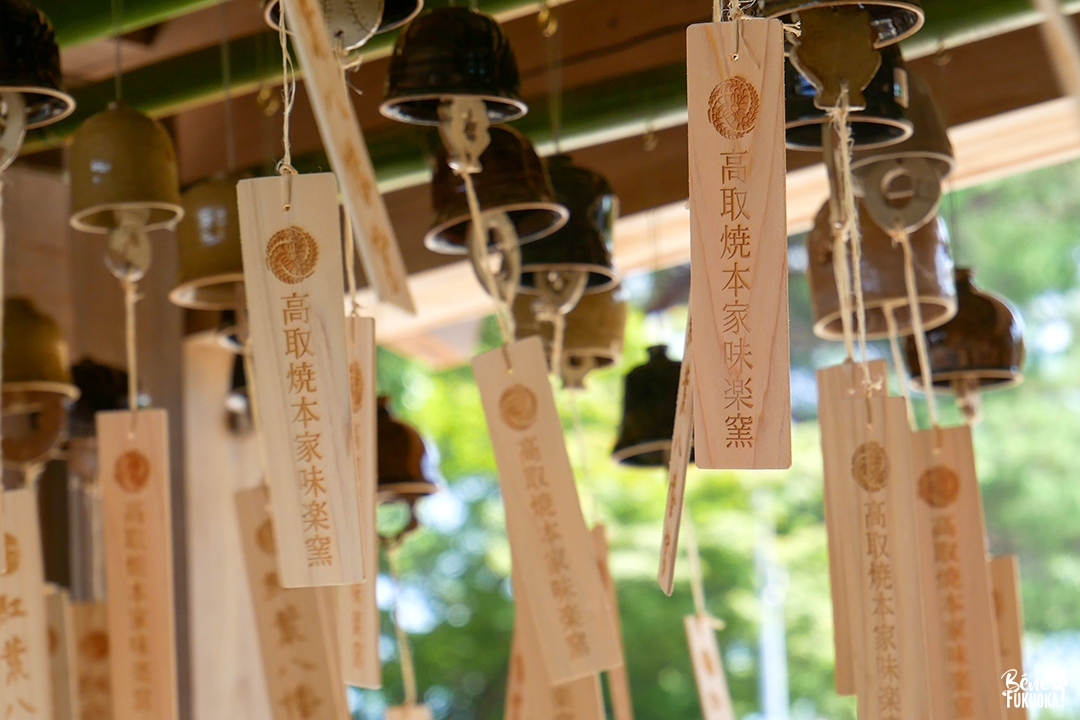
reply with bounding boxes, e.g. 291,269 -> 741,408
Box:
785,45 -> 912,151
904,268 -> 1024,399
380,6 -> 527,126
425,126 -> 567,253
805,199 -> 956,340
69,359 -> 130,438
0,0 -> 74,128
377,397 -> 440,503
519,155 -> 619,295
761,0 -> 924,47
612,345 -> 685,467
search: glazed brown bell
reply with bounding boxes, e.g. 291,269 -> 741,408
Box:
262,0 -> 423,51
0,0 -> 75,128
805,200 -> 957,341
519,155 -> 619,296
905,268 -> 1024,397
762,0 -> 924,47
378,396 -> 440,504
380,7 -> 527,126
2,298 -> 79,466
785,45 -> 912,151
425,126 -> 567,253
612,345 -> 684,467
69,103 -> 183,233
70,359 -> 130,438
513,286 -> 628,389
169,172 -> 247,310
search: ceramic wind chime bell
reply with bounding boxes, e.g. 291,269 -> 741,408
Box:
377,397 -> 441,541
612,345 -> 684,467
761,0 -> 924,47
513,285 -> 628,389
69,359 -> 130,439
805,199 -> 957,340
2,298 -> 79,467
262,0 -> 423,52
904,268 -> 1025,423
380,6 -> 527,126
169,172 -> 248,310
426,126 -> 567,253
0,0 -> 74,169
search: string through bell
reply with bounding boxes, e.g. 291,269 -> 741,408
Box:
884,304 -> 915,429
276,0 -> 298,210
889,226 -> 941,430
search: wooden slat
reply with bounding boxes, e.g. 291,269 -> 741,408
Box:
991,555 -> 1027,720
590,525 -> 633,720
71,602 -> 113,720
238,173 -> 365,587
97,409 -> 179,720
659,308 -> 694,595
683,614 -> 735,720
282,0 -> 414,314
46,585 -> 81,720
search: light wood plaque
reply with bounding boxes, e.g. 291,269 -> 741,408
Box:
991,555 -> 1027,720
46,586 -> 81,720
684,615 -> 735,720
97,409 -> 178,720
659,310 -> 694,596
473,337 -> 620,683
591,525 -> 633,720
281,0 -> 414,314
71,602 -> 113,720
238,173 -> 366,587
687,19 -> 791,470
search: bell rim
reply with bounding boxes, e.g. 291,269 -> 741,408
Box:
812,296 -> 958,341
169,273 -> 246,311
70,201 -> 185,234
263,0 -> 421,39
909,369 -> 1024,394
0,85 -> 76,129
377,482 -> 438,501
786,115 -> 914,151
516,264 -> 620,296
764,1 -> 925,47
851,151 -> 955,183
611,438 -> 671,464
2,381 -> 81,403
423,202 -> 569,254
378,93 -> 528,126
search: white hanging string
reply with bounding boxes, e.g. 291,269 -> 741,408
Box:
884,305 -> 915,429
123,277 -> 141,416
276,1 -> 298,209
388,547 -> 419,706
462,174 -> 517,342
889,227 -> 940,429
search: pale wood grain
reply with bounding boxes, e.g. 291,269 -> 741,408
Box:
687,19 -> 790,470
683,615 -> 735,720
70,602 -> 113,720
590,525 -> 633,720
46,585 -> 81,720
991,555 -> 1028,720
281,0 -> 415,314
659,308 -> 694,595
97,409 -> 178,720
473,337 -> 620,682
238,173 -> 365,587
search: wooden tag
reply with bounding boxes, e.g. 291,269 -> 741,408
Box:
338,315 -> 381,689
659,310 -> 694,596
0,488 -> 52,720
97,409 -> 178,720
990,555 -> 1027,720
386,705 -> 434,720
46,586 -> 80,720
822,393 -> 930,720
236,486 -> 350,720
683,615 -> 735,720
908,426 -> 1006,720
71,602 -> 113,720
687,19 -> 790,470
238,173 -> 367,587
472,337 -> 620,682
814,360 -> 888,696
282,0 -> 414,314
590,525 -> 633,720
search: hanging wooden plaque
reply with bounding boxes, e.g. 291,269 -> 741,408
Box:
0,488 -> 52,720
71,602 -> 113,720
238,173 -> 366,587
97,409 -> 178,720
821,393 -> 930,720
338,315 -> 381,689
386,706 -> 434,720
908,425 -> 1005,720
659,310 -> 694,596
815,360 -> 888,696
990,555 -> 1027,720
683,615 -> 735,720
282,0 -> 414,314
590,525 -> 633,720
687,19 -> 790,470
46,585 -> 81,720
473,337 -> 620,682
236,486 -> 350,720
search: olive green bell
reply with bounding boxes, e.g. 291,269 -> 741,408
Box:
3,297 -> 77,400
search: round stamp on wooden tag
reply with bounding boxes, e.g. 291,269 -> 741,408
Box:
349,361 -> 365,412
267,225 -> 319,284
708,76 -> 760,140
500,384 -> 538,431
851,441 -> 889,492
79,630 -> 110,661
115,450 -> 151,493
1,533 -> 18,576
918,465 -> 960,508
256,518 -> 276,555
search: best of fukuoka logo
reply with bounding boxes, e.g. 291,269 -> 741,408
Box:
1002,669 -> 1068,710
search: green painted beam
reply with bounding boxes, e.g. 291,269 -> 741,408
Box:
39,0 -> 225,48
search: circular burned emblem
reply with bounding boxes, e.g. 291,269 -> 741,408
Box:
115,450 -> 151,493
499,384 -> 538,431
266,226 -> 319,284
708,76 -> 760,139
1,533 -> 18,576
919,465 -> 961,508
48,626 -> 59,655
79,630 -> 109,661
256,518 -> 276,555
851,441 -> 889,492
349,361 -> 364,412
